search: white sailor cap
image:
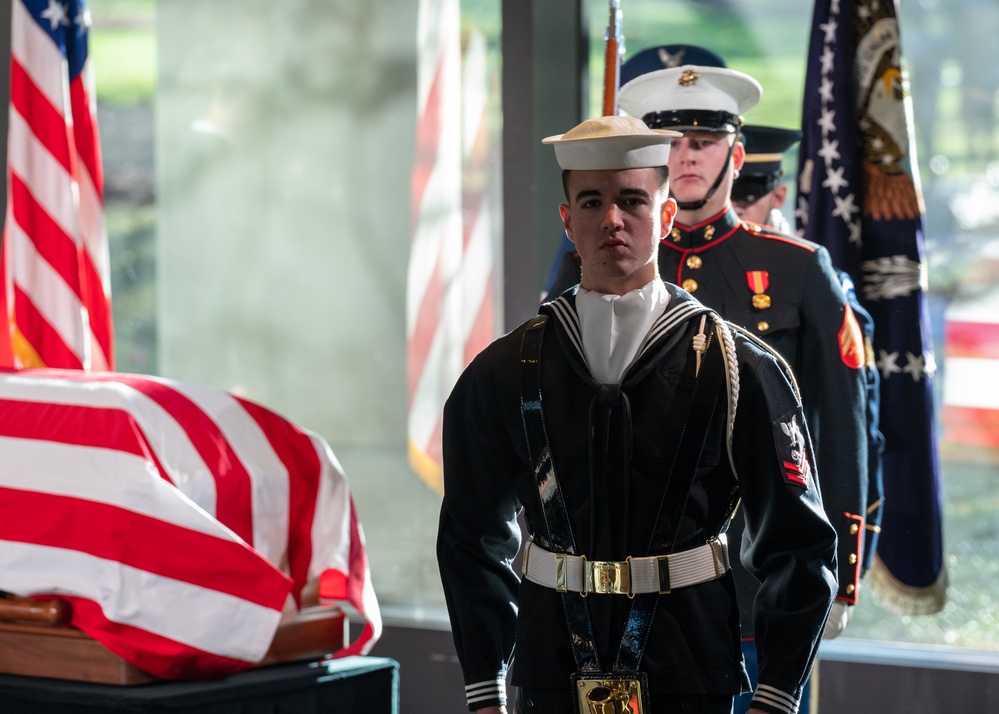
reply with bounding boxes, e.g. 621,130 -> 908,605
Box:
542,115 -> 682,170
619,65 -> 762,133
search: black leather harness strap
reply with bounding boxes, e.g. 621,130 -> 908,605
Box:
520,315 -> 601,674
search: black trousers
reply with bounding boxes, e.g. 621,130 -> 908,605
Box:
514,686 -> 734,714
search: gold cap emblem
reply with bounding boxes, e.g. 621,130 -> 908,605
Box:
679,69 -> 700,87
681,278 -> 698,293
686,255 -> 703,270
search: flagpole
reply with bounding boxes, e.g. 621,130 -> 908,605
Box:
601,0 -> 622,116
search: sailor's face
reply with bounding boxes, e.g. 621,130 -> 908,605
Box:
667,132 -> 743,213
561,167 -> 676,295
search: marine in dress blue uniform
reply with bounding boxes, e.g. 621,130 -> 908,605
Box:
617,61 -> 875,678
438,116 -> 837,714
730,125 -> 802,233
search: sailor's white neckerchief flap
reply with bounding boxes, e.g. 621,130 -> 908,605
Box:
774,409 -> 812,489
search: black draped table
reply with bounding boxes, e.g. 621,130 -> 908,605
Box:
0,655 -> 399,713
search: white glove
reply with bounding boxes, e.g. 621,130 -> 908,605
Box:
822,600 -> 852,640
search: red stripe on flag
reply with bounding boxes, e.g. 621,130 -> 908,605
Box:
0,245 -> 14,365
945,320 -> 999,360
70,77 -> 104,202
12,284 -> 83,369
406,252 -> 444,410
9,57 -> 73,172
464,271 -> 494,364
0,398 -> 148,458
0,486 -> 289,607
410,57 -> 446,229
236,396 -> 320,606
10,172 -> 84,294
942,404 -> 999,448
58,596 -> 255,679
79,249 -> 113,366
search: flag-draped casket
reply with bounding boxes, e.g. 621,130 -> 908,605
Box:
0,368 -> 381,679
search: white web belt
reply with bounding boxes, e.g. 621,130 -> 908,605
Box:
522,533 -> 730,596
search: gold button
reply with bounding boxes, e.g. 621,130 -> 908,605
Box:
686,255 -> 703,269
850,524 -> 860,535
849,554 -> 858,565
681,279 -> 698,293
757,321 -> 769,332
846,584 -> 856,595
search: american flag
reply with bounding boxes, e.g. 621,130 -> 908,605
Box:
1,0 -> 113,371
0,368 -> 381,678
796,0 -> 945,614
408,0 -> 498,493
941,291 -> 999,452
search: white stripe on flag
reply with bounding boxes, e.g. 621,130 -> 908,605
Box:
309,434 -> 353,579
11,0 -> 70,111
0,540 -> 281,663
0,437 -> 225,537
942,357 -> 999,410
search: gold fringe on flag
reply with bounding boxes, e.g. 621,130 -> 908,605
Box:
867,553 -> 947,616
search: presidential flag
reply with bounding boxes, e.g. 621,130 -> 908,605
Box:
408,0 -> 499,493
796,0 -> 945,613
0,368 -> 381,677
1,0 -> 113,371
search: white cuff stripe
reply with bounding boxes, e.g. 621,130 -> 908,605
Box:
753,683 -> 799,714
465,679 -> 506,705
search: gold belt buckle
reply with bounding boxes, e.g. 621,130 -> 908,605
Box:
584,560 -> 631,595
575,676 -> 645,714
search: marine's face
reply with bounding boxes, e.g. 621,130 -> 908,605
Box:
560,167 -> 677,296
667,131 -> 744,215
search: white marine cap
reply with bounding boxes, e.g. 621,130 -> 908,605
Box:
619,65 -> 762,133
542,115 -> 682,170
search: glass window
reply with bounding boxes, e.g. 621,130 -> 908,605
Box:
87,0 -> 999,648
92,0 -> 504,618
584,0 -> 999,652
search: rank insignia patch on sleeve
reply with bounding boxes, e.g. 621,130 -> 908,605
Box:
775,412 -> 811,488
